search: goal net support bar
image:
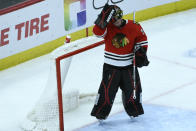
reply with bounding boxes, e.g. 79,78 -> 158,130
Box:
55,40 -> 105,131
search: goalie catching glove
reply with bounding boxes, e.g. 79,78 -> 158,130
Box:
94,4 -> 123,29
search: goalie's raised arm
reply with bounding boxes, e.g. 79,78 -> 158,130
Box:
94,3 -> 116,29
93,4 -> 124,38
93,25 -> 107,38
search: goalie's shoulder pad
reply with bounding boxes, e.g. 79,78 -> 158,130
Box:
134,21 -> 140,25
128,20 -> 140,26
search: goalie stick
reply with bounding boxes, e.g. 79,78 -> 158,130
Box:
132,10 -> 137,100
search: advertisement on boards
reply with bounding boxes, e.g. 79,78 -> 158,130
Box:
63,0 -> 179,32
0,0 -> 179,59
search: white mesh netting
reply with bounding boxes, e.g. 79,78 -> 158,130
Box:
20,36 -> 105,131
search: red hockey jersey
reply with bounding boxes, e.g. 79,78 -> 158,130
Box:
93,20 -> 148,67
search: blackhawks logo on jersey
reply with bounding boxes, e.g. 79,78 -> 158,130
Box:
112,33 -> 129,48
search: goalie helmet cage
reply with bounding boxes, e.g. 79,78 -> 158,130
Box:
56,39 -> 104,131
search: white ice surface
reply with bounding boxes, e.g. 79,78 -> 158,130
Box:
0,8 -> 196,131
77,104 -> 196,131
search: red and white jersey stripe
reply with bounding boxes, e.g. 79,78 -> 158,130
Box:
104,51 -> 134,66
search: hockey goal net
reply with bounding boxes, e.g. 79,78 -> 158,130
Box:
20,36 -> 122,131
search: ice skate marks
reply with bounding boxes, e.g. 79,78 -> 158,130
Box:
76,104 -> 196,131
185,48 -> 196,58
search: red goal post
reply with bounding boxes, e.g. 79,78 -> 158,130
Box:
55,38 -> 104,131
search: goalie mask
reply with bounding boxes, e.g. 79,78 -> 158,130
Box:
112,6 -> 123,22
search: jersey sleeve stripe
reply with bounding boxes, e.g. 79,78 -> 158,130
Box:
135,41 -> 148,45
